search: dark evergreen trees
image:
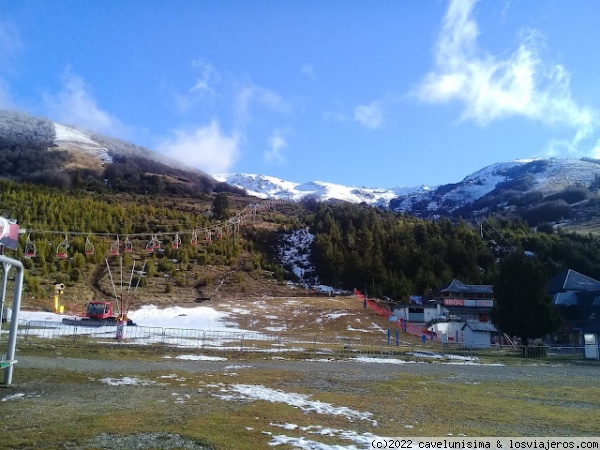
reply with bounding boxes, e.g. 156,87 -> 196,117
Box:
492,252 -> 561,344
212,192 -> 231,221
308,202 -> 496,300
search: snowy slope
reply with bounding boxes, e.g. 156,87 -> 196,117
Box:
391,158 -> 600,216
50,121 -> 600,217
54,123 -> 113,165
215,158 -> 600,218
212,173 -> 427,207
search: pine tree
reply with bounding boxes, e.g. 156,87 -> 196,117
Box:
492,252 -> 561,345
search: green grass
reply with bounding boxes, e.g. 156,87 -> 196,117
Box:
3,344 -> 600,449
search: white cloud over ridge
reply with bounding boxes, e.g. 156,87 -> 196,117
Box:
43,70 -> 127,137
157,120 -> 240,173
417,0 -> 597,154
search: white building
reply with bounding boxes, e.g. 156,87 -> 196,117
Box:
460,321 -> 497,349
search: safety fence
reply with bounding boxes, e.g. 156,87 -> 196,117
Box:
10,320 -> 600,364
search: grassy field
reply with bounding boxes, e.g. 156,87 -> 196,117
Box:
2,296 -> 600,449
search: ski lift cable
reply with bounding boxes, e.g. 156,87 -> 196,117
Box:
105,258 -> 120,305
126,261 -> 135,295
485,219 -> 514,248
125,259 -> 147,315
20,200 -> 279,249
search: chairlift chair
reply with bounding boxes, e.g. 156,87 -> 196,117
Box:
124,236 -> 133,253
145,239 -> 154,253
172,234 -> 182,250
153,235 -> 162,250
85,235 -> 94,255
190,230 -> 198,246
56,235 -> 69,259
205,230 -> 212,242
24,233 -> 36,258
109,236 -> 120,256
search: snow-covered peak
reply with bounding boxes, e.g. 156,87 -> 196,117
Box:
54,123 -> 113,164
212,173 -> 417,207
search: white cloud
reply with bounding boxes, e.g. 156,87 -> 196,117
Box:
264,130 -> 286,164
301,63 -> 316,81
43,70 -> 126,136
235,83 -> 290,126
157,121 -> 240,173
171,60 -> 221,114
0,19 -> 22,108
417,0 -> 597,153
172,60 -> 220,114
0,19 -> 22,70
591,139 -> 600,159
190,59 -> 219,96
354,102 -> 382,129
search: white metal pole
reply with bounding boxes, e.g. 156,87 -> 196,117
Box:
3,255 -> 24,385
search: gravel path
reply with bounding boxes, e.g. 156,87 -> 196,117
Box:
17,354 -> 600,385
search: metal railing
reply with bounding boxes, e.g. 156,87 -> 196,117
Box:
11,320 -> 600,364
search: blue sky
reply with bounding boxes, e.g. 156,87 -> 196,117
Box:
1,0 -> 599,188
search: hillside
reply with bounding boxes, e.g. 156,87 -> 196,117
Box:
4,110 -> 600,312
220,159 -> 600,233
0,181 -> 312,312
0,109 -> 244,197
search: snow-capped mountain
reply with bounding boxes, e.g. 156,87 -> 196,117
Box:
215,158 -> 600,220
212,173 -> 432,208
50,120 -> 600,220
390,158 -> 600,218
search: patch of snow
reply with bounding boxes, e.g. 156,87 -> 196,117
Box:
213,173 -> 401,207
54,123 -> 113,164
325,313 -> 352,320
211,384 -> 375,424
100,377 -> 157,386
352,356 -> 416,365
1,393 -> 26,402
169,354 -> 227,361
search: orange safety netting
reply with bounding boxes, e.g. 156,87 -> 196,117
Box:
353,289 -> 390,318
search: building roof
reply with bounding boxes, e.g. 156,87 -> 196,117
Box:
547,269 -> 600,294
461,321 -> 497,332
439,279 -> 493,295
553,292 -> 579,306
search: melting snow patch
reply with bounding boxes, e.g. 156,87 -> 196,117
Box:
171,354 -> 228,361
269,424 -> 385,448
224,364 -> 253,370
100,377 -> 157,386
1,393 -> 26,402
407,352 -> 504,366
211,384 -> 374,424
352,356 -> 416,365
346,326 -> 371,333
325,313 -> 352,320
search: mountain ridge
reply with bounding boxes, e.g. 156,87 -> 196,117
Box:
3,109 -> 600,229
214,158 -> 600,223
